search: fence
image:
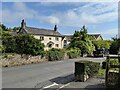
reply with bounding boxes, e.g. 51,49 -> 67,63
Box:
105,54 -> 120,88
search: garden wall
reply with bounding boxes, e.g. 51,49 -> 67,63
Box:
75,60 -> 100,82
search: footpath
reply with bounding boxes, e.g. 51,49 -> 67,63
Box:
34,73 -> 105,90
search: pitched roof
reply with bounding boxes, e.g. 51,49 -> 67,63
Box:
19,26 -> 62,37
89,34 -> 103,40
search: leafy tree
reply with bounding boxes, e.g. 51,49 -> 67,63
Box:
2,33 -> 45,56
2,30 -> 16,53
109,38 -> 120,54
15,34 -> 45,56
93,40 -> 112,50
0,24 -> 9,31
13,27 -> 20,31
70,26 -> 95,56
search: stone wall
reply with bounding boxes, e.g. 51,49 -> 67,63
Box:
1,54 -> 48,67
1,53 -> 70,67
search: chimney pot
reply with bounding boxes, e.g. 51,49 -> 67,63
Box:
54,25 -> 57,32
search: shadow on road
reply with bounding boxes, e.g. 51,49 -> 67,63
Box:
50,73 -> 75,84
34,73 -> 74,88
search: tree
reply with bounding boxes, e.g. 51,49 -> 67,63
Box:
2,33 -> 45,56
15,34 -> 45,56
1,24 -> 9,31
109,38 -> 120,54
13,27 -> 20,31
70,26 -> 95,56
93,40 -> 112,50
2,31 -> 16,53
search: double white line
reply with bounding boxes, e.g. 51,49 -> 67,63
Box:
43,82 -> 58,89
43,82 -> 70,89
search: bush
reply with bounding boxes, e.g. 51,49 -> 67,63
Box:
47,48 -> 64,61
75,60 -> 100,81
67,48 -> 81,59
102,59 -> 119,69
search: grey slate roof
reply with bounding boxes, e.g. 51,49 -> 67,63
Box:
89,34 -> 103,40
25,26 -> 62,36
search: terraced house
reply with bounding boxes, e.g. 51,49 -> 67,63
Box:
17,19 -> 103,50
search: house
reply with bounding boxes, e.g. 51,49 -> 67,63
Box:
17,19 -> 103,50
89,34 -> 103,40
17,19 -> 65,50
63,34 -> 103,47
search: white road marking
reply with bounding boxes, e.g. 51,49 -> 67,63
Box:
59,83 -> 70,88
43,82 -> 58,88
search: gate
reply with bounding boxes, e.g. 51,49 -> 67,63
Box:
105,54 -> 120,88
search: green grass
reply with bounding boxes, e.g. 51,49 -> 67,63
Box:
97,69 -> 106,76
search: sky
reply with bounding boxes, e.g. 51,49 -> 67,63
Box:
1,0 -> 119,40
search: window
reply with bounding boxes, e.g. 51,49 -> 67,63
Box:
55,44 -> 59,47
55,37 -> 59,41
64,40 -> 67,44
49,37 -> 51,40
40,36 -> 44,40
48,44 -> 52,48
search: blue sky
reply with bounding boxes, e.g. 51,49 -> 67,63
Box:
1,1 -> 118,40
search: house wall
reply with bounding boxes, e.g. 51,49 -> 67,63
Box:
33,35 -> 64,50
96,36 -> 103,40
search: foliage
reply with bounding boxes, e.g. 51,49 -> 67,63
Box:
0,24 -> 12,31
2,32 -> 16,53
102,59 -> 119,69
47,48 -> 64,61
66,47 -> 81,59
15,34 -> 45,56
93,40 -> 112,50
69,26 -> 95,56
13,27 -> 20,31
109,38 -> 120,54
2,34 -> 45,56
97,69 -> 106,76
75,60 -> 100,80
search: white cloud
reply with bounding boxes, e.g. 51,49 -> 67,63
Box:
2,2 -> 38,23
101,28 -> 118,35
72,2 -> 118,24
38,2 -> 118,26
2,0 -> 119,2
40,16 -> 60,25
89,28 -> 118,40
2,2 -> 118,27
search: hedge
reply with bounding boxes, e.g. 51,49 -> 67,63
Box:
67,48 -> 81,59
47,48 -> 64,61
75,60 -> 100,82
102,59 -> 119,69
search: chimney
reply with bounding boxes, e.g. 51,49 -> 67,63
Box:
54,25 -> 57,32
21,19 -> 26,29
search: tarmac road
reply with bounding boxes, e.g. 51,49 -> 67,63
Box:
2,57 -> 105,88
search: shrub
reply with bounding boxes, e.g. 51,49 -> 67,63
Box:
47,48 -> 64,61
67,48 -> 81,59
75,60 -> 100,81
102,59 -> 119,69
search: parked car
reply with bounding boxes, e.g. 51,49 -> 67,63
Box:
93,48 -> 109,57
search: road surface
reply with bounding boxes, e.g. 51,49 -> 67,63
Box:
2,57 -> 105,88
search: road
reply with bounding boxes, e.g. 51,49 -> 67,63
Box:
2,57 -> 105,88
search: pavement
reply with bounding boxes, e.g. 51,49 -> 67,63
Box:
2,57 -> 105,88
35,73 -> 105,90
